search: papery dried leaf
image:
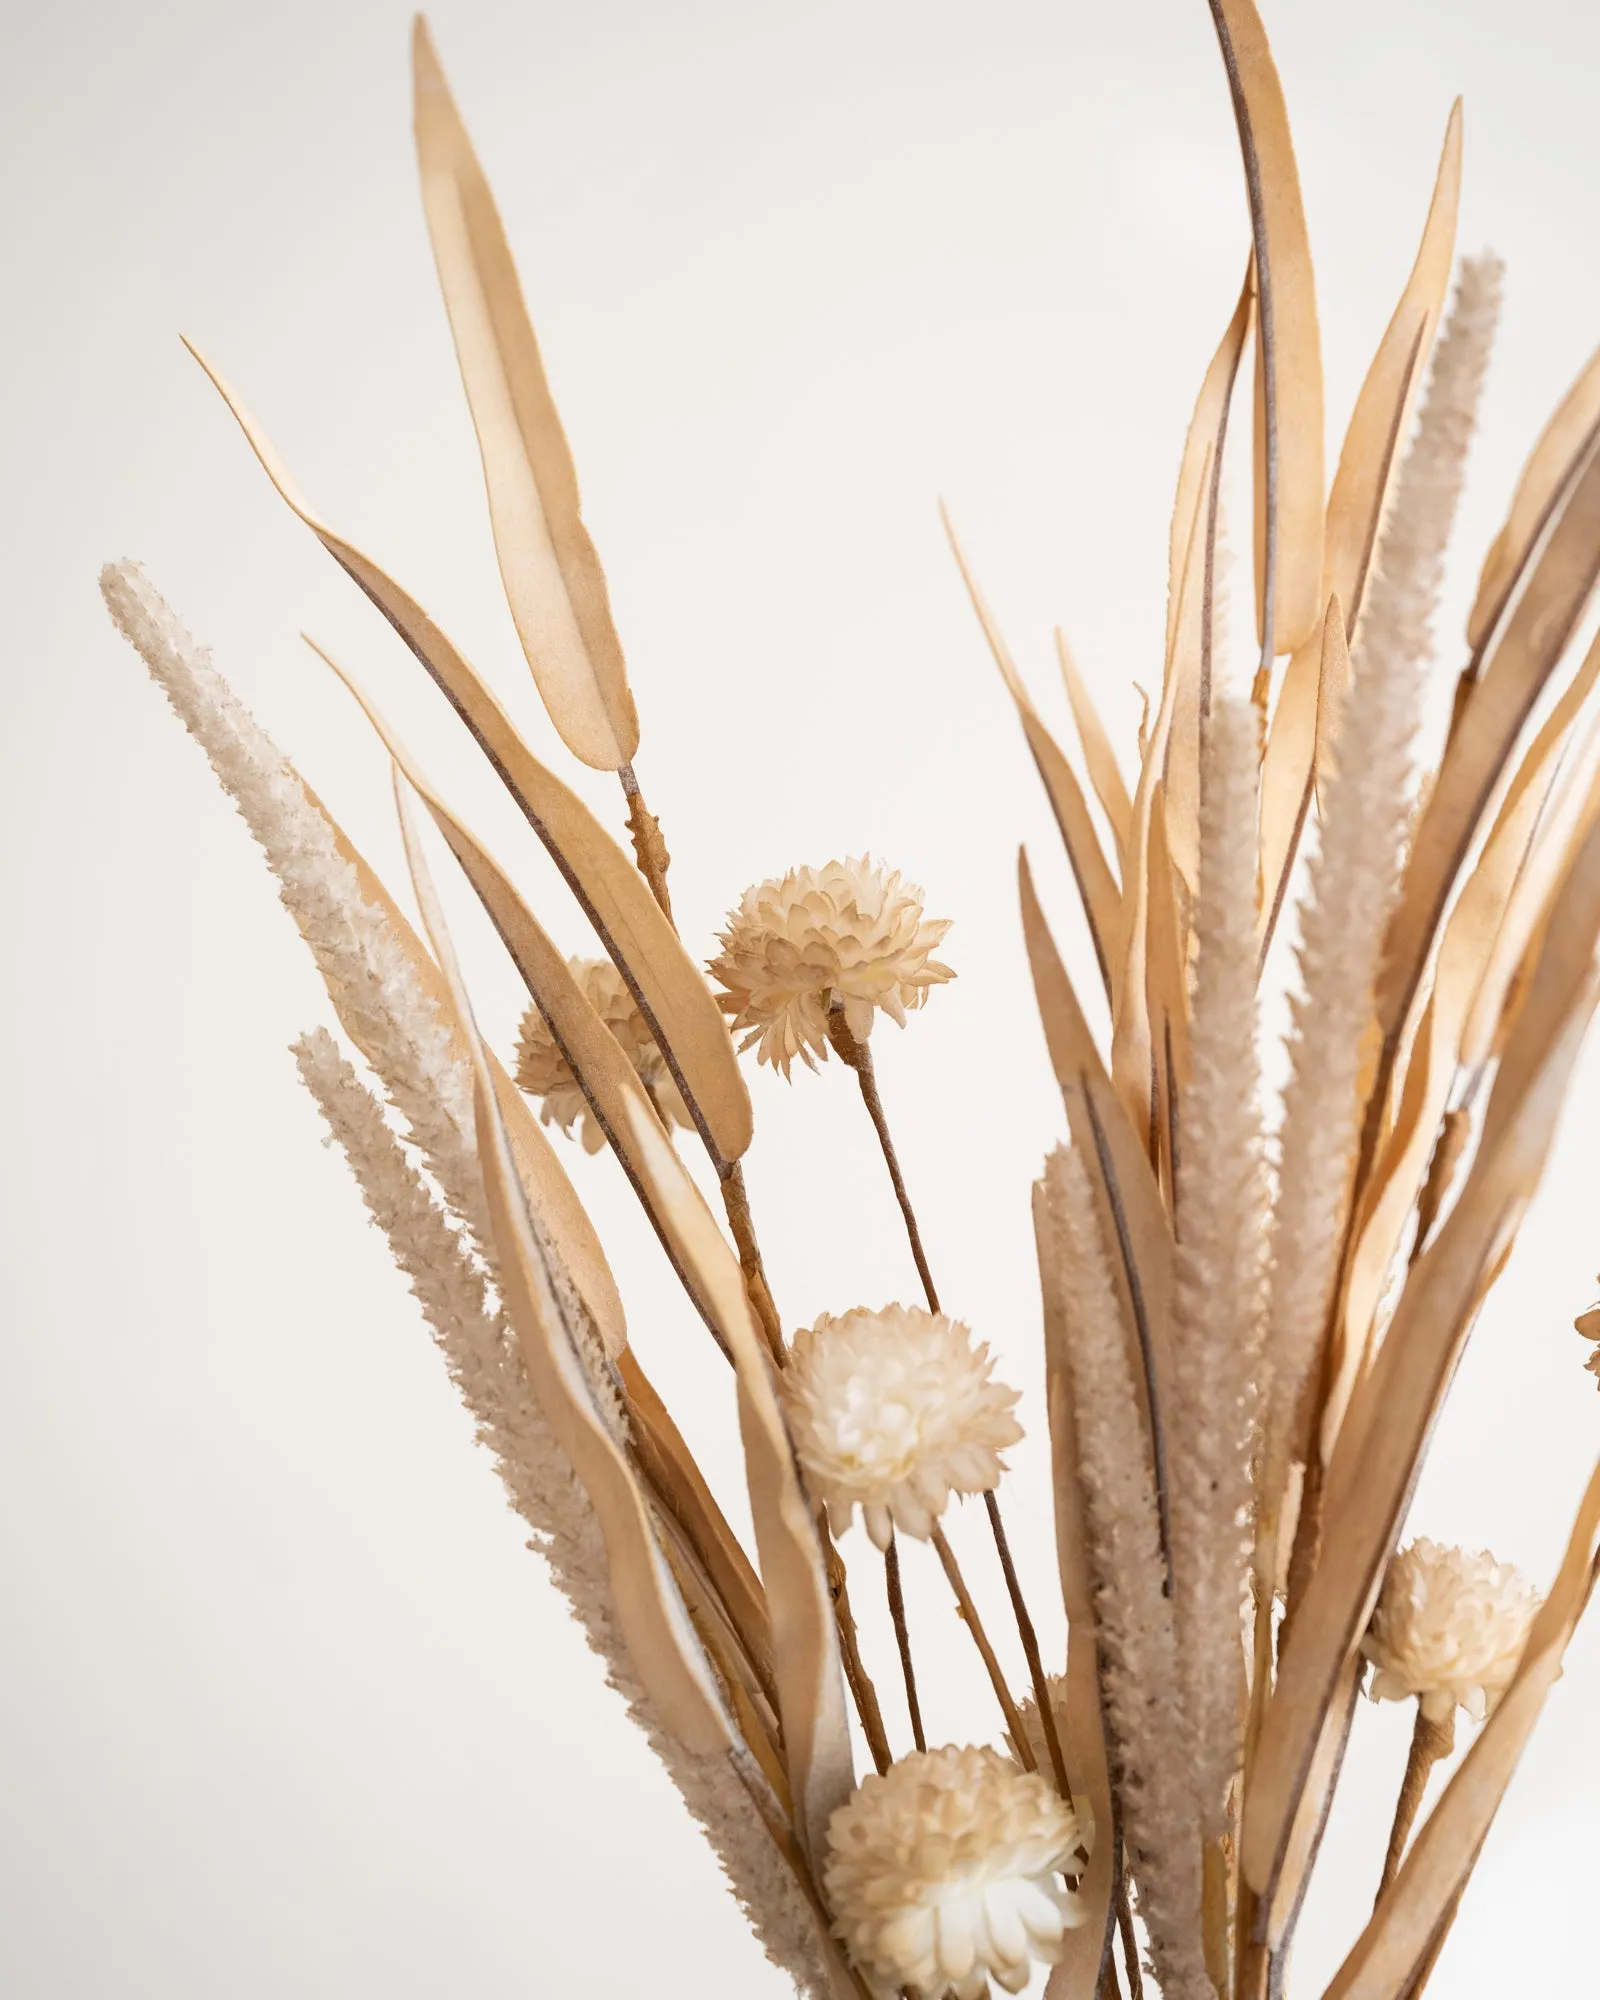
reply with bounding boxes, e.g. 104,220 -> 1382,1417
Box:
1468,339 -> 1600,654
1021,855 -> 1176,1552
945,511 -> 1121,1003
412,19 -> 639,771
1243,814 -> 1600,1905
397,780 -> 733,1756
614,1092 -> 856,1866
187,344 -> 752,1167
1375,427 -> 1600,1055
1144,796 -> 1191,1205
1327,635 -> 1600,1450
307,639 -> 730,1331
1057,629 -> 1133,865
1206,0 -> 1325,657
1323,1458 -> 1600,2000
1259,596 -> 1344,954
1159,268 -> 1254,897
1035,1173 -> 1120,2000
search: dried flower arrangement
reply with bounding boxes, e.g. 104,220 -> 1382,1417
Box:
100,6 -> 1600,1998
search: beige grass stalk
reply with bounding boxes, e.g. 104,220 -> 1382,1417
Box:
1169,693 -> 1268,1840
100,560 -> 493,1261
292,1027 -> 834,1996
1048,1146 -> 1210,2000
1259,256 -> 1503,1532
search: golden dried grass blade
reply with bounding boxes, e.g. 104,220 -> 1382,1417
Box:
944,510 -> 1121,1002
1056,629 -> 1133,864
1145,795 -> 1191,1204
1021,854 -> 1176,1563
615,1091 -> 856,1864
1323,1459 -> 1600,2000
1161,270 -> 1254,894
1207,0 -> 1325,658
1327,635 -> 1600,1450
1259,595 -> 1343,955
1468,340 -> 1600,654
1376,427 -> 1600,1054
187,344 -> 752,1167
1243,816 -> 1600,1905
412,19 -> 639,771
1034,1171 -> 1119,2000
309,638 -> 737,1337
396,780 -> 733,1757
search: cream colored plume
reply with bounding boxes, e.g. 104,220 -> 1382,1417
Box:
1168,692 -> 1268,1839
1261,255 -> 1502,1524
292,1026 -> 835,1995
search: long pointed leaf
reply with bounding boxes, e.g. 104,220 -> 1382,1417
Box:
412,19 -> 639,770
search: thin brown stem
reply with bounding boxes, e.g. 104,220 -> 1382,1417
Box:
825,1003 -> 940,1314
930,1522 -> 1032,1762
1378,1705 -> 1455,1903
827,1000 -> 1074,1799
617,762 -> 674,921
826,1528 -> 893,1775
983,1488 -> 1072,1805
883,1534 -> 926,1753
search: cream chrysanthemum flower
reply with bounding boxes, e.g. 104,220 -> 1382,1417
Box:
707,856 -> 954,1077
513,958 -> 692,1154
825,1746 -> 1085,1998
783,1305 -> 1022,1550
1362,1537 -> 1541,1723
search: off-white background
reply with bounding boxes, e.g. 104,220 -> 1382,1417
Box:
4,1 -> 1598,1994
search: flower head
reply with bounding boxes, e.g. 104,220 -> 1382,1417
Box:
708,856 -> 953,1077
824,1745 -> 1085,1998
1362,1537 -> 1541,1723
514,958 -> 691,1153
783,1305 -> 1022,1550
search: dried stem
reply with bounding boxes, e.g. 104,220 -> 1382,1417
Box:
1377,1706 -> 1456,1903
883,1535 -> 926,1753
930,1523 -> 1032,1764
1117,1883 -> 1147,2000
825,1002 -> 939,1314
825,998 -> 1073,1799
720,1159 -> 786,1363
618,761 -> 674,921
827,1531 -> 893,1776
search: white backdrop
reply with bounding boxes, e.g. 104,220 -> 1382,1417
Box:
4,1 -> 1598,1994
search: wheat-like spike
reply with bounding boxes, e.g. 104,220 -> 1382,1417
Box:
291,1027 -> 833,1996
100,558 -> 495,1256
1048,1146 -> 1211,2000
1260,254 -> 1503,1525
1170,693 -> 1268,1839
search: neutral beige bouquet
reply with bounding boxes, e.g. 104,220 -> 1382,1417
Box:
102,7 -> 1600,1996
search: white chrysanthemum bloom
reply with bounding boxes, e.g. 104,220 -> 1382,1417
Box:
825,1746 -> 1086,1999
783,1306 -> 1022,1551
514,958 -> 692,1153
1362,1538 -> 1541,1723
707,856 -> 954,1077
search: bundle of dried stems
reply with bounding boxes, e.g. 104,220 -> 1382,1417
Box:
102,7 -> 1600,1997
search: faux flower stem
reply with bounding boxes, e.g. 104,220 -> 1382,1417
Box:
719,1159 -> 786,1364
1117,1883 -> 1146,2000
930,1523 -> 1034,1765
828,1532 -> 894,1776
827,999 -> 1072,1799
883,1534 -> 926,1752
1377,1705 -> 1456,1902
